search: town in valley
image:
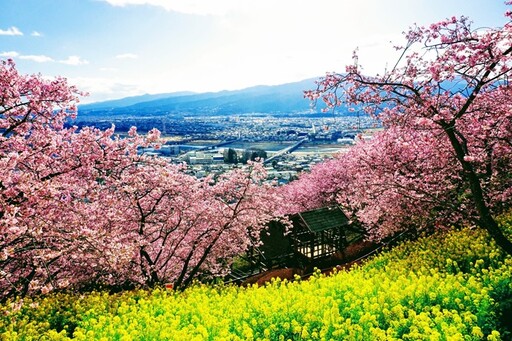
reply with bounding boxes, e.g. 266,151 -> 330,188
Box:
132,114 -> 379,183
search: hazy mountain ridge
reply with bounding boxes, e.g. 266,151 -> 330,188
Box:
78,78 -> 330,118
79,91 -> 197,111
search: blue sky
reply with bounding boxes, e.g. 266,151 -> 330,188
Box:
0,0 -> 509,103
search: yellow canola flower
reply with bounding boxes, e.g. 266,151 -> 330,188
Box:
487,330 -> 501,341
3,220 -> 512,340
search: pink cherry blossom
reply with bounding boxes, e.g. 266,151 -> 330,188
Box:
299,6 -> 512,252
0,60 -> 279,298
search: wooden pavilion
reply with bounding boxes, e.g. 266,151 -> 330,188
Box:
289,206 -> 363,261
249,206 -> 364,270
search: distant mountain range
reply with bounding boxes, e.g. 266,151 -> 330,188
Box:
78,78 -> 335,118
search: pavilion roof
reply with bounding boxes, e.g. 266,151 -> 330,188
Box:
293,206 -> 350,233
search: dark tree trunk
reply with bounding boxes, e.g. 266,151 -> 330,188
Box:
444,126 -> 512,255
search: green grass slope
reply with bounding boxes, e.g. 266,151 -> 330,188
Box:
2,214 -> 511,340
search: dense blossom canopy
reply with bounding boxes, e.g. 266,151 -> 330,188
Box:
2,4 -> 512,299
0,59 -> 278,299
281,6 -> 512,248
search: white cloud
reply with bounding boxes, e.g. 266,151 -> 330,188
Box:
100,67 -> 118,71
1,51 -> 54,63
0,51 -> 20,58
115,53 -> 138,59
31,31 -> 43,37
59,55 -> 89,65
19,55 -> 54,63
1,52 -> 89,66
0,26 -> 23,36
101,0 -> 242,15
68,76 -> 145,103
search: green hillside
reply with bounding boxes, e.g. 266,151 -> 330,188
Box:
2,213 -> 511,340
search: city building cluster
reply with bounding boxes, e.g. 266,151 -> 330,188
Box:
140,114 -> 379,183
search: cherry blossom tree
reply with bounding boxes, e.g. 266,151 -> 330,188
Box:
277,127 -> 465,241
0,61 -> 156,296
107,159 -> 278,289
0,59 -> 278,299
0,59 -> 91,297
276,156 -> 350,215
304,7 -> 512,252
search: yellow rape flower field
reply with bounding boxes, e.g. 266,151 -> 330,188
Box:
2,214 -> 512,340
